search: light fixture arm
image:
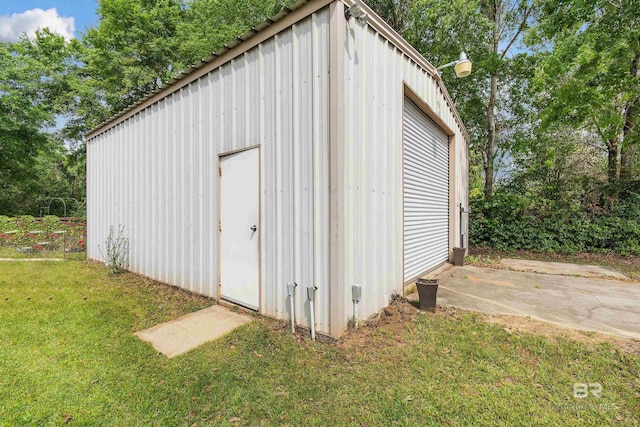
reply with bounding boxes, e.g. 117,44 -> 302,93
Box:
436,60 -> 459,71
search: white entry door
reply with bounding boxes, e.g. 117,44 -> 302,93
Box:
220,148 -> 260,310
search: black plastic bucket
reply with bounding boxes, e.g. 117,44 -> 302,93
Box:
416,278 -> 439,312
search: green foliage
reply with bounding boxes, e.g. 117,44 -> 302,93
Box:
80,0 -> 292,121
470,192 -> 640,255
82,0 -> 187,116
394,0 -> 536,196
177,0 -> 290,64
0,31 -> 85,215
530,0 -> 639,192
0,216 -> 13,233
42,215 -> 61,233
363,0 -> 411,32
18,215 -> 37,231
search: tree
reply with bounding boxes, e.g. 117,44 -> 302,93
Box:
82,0 -> 186,116
0,31 -> 79,215
363,0 -> 411,32
177,0 -> 290,64
532,0 -> 640,201
479,0 -> 534,198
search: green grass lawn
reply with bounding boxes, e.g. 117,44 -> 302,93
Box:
1,261 -> 638,426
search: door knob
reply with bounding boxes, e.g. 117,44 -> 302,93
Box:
250,225 -> 257,232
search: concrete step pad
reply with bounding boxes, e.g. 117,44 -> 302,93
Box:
135,305 -> 252,358
500,258 -> 627,280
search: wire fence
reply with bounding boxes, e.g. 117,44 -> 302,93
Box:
0,216 -> 86,260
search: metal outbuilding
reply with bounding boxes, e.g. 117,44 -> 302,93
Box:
86,0 -> 469,338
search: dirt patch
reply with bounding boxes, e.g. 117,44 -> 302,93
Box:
378,300 -> 420,325
338,299 -> 420,351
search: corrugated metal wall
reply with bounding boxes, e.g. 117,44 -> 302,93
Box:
342,21 -> 469,322
87,8 -> 331,334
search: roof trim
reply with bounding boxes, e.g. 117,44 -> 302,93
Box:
86,0 -> 331,140
86,0 -> 468,142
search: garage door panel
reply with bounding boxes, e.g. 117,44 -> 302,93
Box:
404,199 -> 450,207
404,185 -> 449,197
404,222 -> 449,233
403,98 -> 449,282
404,152 -> 449,169
405,227 -> 449,244
404,251 -> 447,270
404,166 -> 449,180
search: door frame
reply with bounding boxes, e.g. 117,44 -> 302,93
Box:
217,144 -> 262,311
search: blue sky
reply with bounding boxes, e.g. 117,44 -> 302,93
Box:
0,1 -> 98,42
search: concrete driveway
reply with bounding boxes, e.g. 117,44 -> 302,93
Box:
436,264 -> 640,339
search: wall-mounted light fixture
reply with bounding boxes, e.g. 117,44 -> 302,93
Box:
345,2 -> 368,21
436,52 -> 473,78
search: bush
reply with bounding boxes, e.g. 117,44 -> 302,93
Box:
0,216 -> 13,233
99,225 -> 129,274
42,215 -> 60,233
470,193 -> 640,255
19,215 -> 36,231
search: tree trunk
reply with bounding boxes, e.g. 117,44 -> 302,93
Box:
485,72 -> 498,199
620,124 -> 637,200
620,46 -> 639,192
607,139 -> 619,184
620,140 -> 637,183
604,138 -> 620,209
484,0 -> 500,199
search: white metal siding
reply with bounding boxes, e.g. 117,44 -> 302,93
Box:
87,9 -> 330,334
403,99 -> 449,281
342,22 -> 468,323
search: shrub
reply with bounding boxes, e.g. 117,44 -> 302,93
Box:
0,216 -> 13,233
42,215 -> 60,233
19,215 -> 36,231
99,225 -> 129,274
470,193 -> 640,255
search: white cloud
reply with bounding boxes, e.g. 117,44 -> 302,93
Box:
0,8 -> 75,42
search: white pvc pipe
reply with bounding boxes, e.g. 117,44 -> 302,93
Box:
307,286 -> 317,341
287,283 -> 297,334
289,292 -> 296,333
351,284 -> 361,329
354,301 -> 359,328
310,299 -> 316,340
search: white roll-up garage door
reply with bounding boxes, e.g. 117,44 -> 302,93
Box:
403,98 -> 449,282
